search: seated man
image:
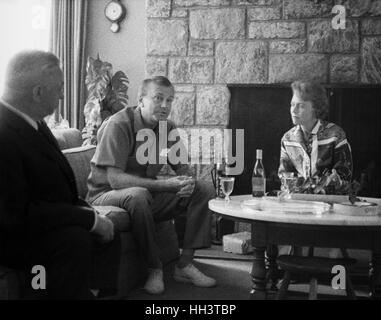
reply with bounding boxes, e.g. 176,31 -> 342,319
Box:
0,50 -> 120,299
86,76 -> 216,294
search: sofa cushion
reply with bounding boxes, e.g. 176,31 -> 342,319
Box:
52,128 -> 83,150
63,145 -> 96,199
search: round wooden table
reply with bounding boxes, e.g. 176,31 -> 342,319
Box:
209,195 -> 381,299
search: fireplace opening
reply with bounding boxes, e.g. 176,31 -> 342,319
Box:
228,85 -> 381,198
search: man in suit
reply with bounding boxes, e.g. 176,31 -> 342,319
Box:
0,50 -> 120,299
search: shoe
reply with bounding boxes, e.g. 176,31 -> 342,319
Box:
144,269 -> 164,294
174,264 -> 217,288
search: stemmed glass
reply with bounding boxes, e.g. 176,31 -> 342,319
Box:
220,177 -> 235,203
279,172 -> 295,200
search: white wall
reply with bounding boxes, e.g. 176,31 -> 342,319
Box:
86,0 -> 146,106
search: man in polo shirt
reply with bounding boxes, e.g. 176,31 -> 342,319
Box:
86,76 -> 216,295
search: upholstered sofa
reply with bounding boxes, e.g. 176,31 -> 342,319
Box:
0,128 -> 180,299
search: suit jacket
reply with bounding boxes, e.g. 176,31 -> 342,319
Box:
0,103 -> 95,265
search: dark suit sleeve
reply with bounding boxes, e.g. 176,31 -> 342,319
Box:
0,142 -> 95,236
27,203 -> 95,234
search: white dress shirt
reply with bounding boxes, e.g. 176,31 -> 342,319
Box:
0,98 -> 38,130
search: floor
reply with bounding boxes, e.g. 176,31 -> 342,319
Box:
127,245 -> 371,300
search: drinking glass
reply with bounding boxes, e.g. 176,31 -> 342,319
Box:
220,177 -> 235,202
278,172 -> 297,200
281,172 -> 295,194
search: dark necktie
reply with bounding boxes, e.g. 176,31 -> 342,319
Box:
37,120 -> 58,149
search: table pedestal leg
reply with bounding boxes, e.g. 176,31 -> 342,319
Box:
250,246 -> 267,300
266,244 -> 279,292
370,251 -> 381,299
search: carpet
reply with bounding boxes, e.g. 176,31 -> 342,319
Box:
127,246 -> 371,300
128,258 -> 253,300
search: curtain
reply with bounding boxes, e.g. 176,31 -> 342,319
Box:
50,0 -> 88,129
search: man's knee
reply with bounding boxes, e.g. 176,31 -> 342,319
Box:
121,187 -> 153,210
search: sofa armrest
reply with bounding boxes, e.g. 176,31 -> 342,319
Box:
52,128 -> 83,150
63,145 -> 96,199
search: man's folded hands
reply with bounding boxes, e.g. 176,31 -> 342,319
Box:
162,175 -> 195,197
175,176 -> 195,198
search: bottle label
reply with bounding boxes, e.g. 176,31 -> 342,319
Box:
252,177 -> 266,196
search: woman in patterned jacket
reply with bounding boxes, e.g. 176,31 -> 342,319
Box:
278,80 -> 353,187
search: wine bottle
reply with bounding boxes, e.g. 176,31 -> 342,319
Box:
216,162 -> 225,198
252,149 -> 266,197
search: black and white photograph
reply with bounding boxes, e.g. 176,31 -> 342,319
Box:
0,0 -> 381,310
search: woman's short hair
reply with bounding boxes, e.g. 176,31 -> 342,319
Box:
137,76 -> 174,103
291,80 -> 329,120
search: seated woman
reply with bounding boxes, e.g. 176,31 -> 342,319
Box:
279,80 -> 353,192
278,80 -> 354,258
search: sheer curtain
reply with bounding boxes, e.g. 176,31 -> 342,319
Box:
0,0 -> 51,95
50,0 -> 88,129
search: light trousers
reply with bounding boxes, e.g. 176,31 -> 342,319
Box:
91,180 -> 215,269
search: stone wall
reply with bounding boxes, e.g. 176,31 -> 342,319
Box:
146,0 -> 381,179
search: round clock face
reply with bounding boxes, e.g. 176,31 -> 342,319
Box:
105,1 -> 124,22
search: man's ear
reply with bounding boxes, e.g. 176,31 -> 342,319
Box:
32,86 -> 43,103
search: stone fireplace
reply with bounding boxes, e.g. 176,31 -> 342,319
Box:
145,0 -> 381,182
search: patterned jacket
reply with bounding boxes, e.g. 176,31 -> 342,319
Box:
278,120 -> 353,181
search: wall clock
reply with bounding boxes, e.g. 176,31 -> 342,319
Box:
104,0 -> 126,33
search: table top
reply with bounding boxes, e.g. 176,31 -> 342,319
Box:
209,195 -> 381,227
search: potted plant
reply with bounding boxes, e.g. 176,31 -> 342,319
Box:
82,54 -> 129,145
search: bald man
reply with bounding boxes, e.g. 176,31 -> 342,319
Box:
0,50 -> 120,299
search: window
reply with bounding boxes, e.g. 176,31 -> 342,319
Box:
0,0 -> 52,94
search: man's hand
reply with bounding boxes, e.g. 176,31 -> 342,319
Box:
164,176 -> 194,193
176,178 -> 195,198
91,215 -> 114,244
